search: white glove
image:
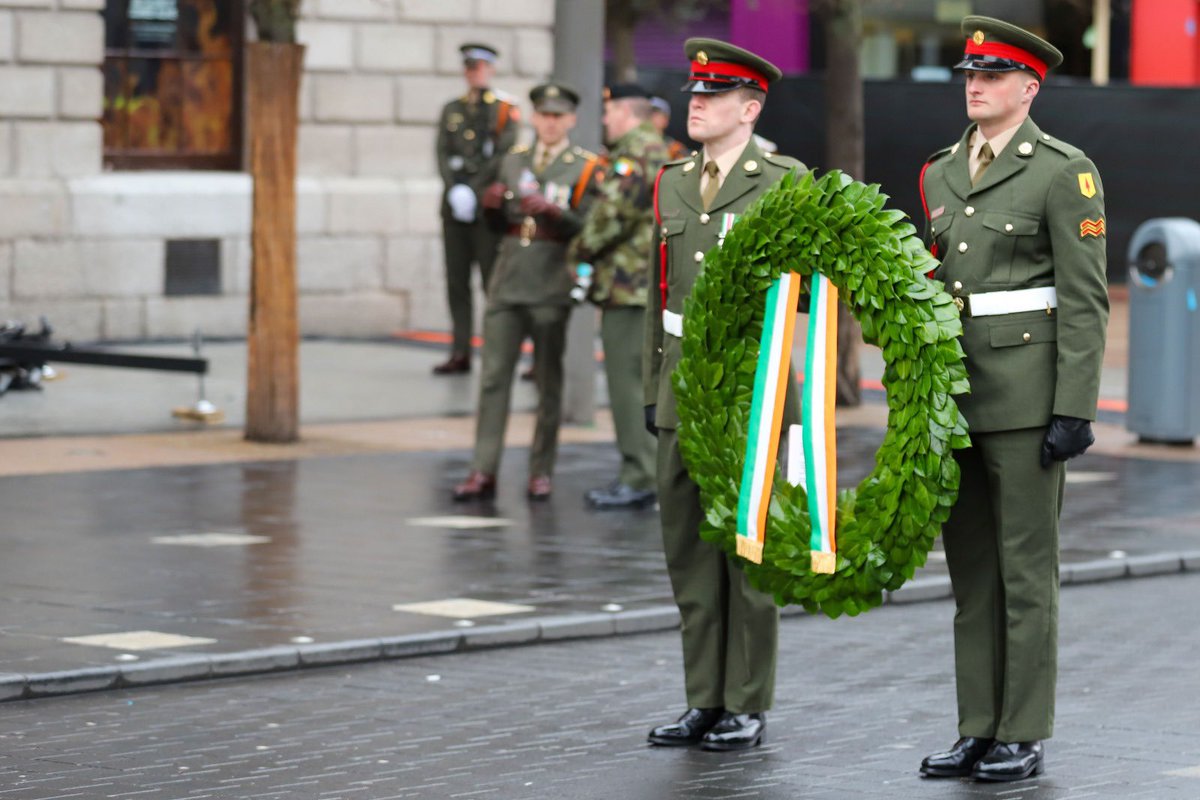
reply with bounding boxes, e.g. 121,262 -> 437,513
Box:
447,184 -> 477,223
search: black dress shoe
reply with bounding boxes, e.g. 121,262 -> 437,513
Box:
920,737 -> 994,778
647,707 -> 724,746
699,712 -> 765,751
585,482 -> 656,509
432,354 -> 470,375
972,740 -> 1044,782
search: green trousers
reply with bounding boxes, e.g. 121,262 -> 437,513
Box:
442,216 -> 502,357
656,429 -> 778,713
600,306 -> 656,491
471,302 -> 570,478
942,426 -> 1065,742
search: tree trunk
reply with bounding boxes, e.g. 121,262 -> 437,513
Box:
245,42 -> 304,443
606,0 -> 638,82
823,0 -> 863,407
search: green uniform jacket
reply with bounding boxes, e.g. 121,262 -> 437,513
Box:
643,138 -> 806,430
437,91 -> 520,218
569,122 -> 669,308
922,117 -> 1109,432
487,141 -> 600,308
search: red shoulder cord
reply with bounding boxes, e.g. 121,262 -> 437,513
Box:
653,165 -> 668,311
918,160 -> 938,275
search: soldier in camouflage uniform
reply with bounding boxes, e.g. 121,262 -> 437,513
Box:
650,95 -> 691,161
433,43 -> 521,374
569,84 -> 668,510
452,82 -> 601,502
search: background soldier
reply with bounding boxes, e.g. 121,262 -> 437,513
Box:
570,83 -> 668,510
649,96 -> 690,161
643,39 -> 806,752
453,83 -> 600,502
918,16 -> 1108,783
434,43 -> 521,375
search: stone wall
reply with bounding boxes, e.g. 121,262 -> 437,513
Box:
0,0 -> 554,341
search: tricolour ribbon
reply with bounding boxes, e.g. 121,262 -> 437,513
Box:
736,271 -> 802,564
801,273 -> 838,574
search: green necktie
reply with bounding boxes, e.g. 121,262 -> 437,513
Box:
972,142 -> 994,186
701,160 -> 721,210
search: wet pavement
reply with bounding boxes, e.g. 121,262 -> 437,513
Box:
0,291 -> 1198,702
1,574 -> 1198,799
0,427 -> 1197,700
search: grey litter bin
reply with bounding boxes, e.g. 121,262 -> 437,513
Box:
1126,218 -> 1200,444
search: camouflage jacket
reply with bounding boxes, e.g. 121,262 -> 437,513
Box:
569,122 -> 669,308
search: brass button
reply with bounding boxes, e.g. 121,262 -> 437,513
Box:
699,213 -> 710,224
1005,223 -> 1014,232
503,191 -> 514,200
958,242 -> 969,253
683,161 -> 695,173
693,251 -> 704,263
656,347 -> 663,354
952,281 -> 963,293
464,129 -> 476,140
1022,332 -> 1032,342
743,160 -> 757,171
964,206 -> 975,216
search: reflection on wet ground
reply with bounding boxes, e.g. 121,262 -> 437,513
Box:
0,430 -> 1196,678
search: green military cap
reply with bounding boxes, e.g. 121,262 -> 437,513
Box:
530,82 -> 580,114
603,83 -> 650,101
460,42 -> 499,65
954,16 -> 1063,80
681,37 -> 782,94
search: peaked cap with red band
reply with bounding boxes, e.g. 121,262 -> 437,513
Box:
681,37 -> 782,94
953,16 -> 1063,81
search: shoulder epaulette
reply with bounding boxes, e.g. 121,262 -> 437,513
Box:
925,144 -> 955,164
762,153 -> 804,171
662,155 -> 694,169
509,144 -> 530,155
1036,134 -> 1083,160
571,145 -> 599,161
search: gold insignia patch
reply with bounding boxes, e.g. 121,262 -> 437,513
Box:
602,87 -> 611,100
973,30 -> 985,45
1078,172 -> 1097,198
1080,218 -> 1106,238
546,86 -> 560,98
482,90 -> 495,104
697,50 -> 709,65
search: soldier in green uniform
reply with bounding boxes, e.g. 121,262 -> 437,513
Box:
569,83 -> 668,510
433,43 -> 521,374
642,39 -> 806,751
917,17 -> 1108,783
452,82 -> 601,502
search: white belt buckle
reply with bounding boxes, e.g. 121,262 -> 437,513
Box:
662,310 -> 684,337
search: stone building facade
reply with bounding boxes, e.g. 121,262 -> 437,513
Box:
0,0 -> 554,340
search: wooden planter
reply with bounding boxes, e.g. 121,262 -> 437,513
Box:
245,42 -> 304,443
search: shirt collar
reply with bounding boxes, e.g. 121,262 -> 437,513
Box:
701,141 -> 749,182
971,120 -> 1023,160
535,138 -> 570,165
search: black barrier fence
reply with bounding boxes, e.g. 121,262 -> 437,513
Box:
638,69 -> 1200,284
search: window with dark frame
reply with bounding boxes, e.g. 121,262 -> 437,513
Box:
103,0 -> 244,170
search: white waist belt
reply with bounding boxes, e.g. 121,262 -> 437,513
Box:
968,286 -> 1057,317
662,309 -> 684,337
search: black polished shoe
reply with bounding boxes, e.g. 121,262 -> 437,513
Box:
699,712 -> 765,751
920,737 -> 994,778
647,707 -> 724,747
432,354 -> 471,375
971,740 -> 1044,782
585,482 -> 656,510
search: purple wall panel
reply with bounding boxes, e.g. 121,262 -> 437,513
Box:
730,0 -> 810,74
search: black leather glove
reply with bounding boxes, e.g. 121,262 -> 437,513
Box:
644,405 -> 658,437
1040,415 -> 1095,467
